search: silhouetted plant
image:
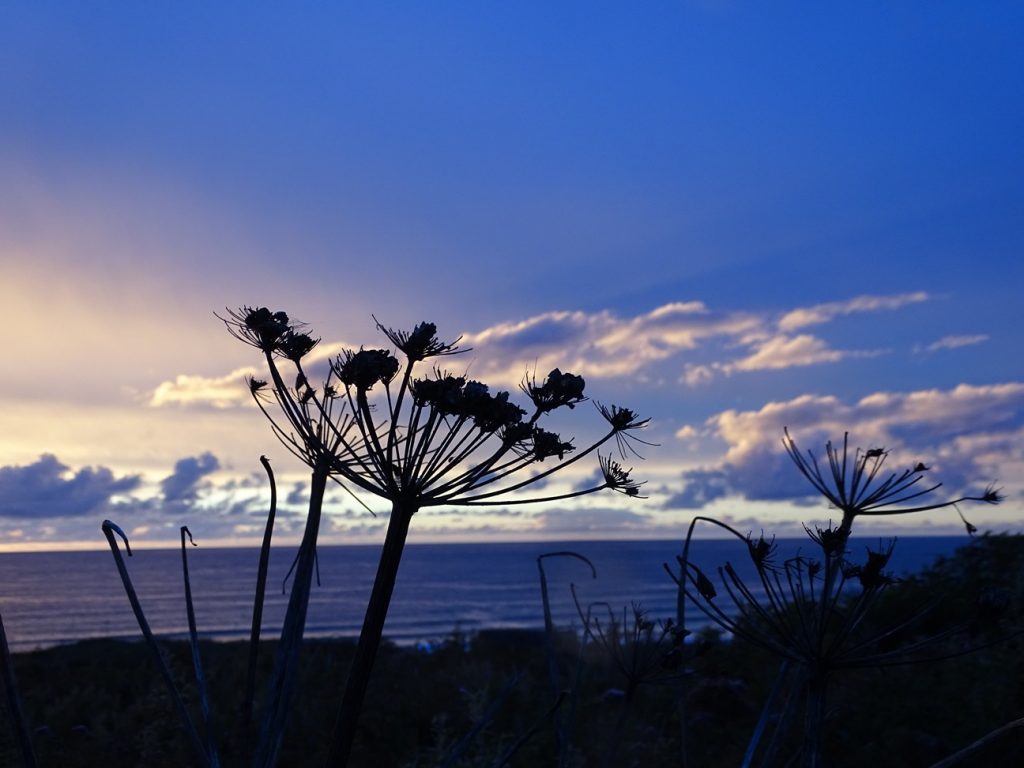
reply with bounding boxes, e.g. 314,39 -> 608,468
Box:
221,307 -> 649,767
671,429 -> 1002,768
101,521 -> 213,767
570,594 -> 690,768
537,551 -> 596,767
0,606 -> 35,767
243,456 -> 276,731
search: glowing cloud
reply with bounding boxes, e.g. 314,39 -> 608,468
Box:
150,367 -> 258,408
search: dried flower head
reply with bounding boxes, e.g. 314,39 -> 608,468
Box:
522,368 -> 586,413
746,530 -> 778,569
783,427 -> 1002,532
333,348 -> 400,391
846,540 -> 897,590
803,522 -> 850,557
375,317 -> 463,361
596,402 -> 655,458
600,454 -> 646,497
219,306 -> 294,353
278,331 -> 319,363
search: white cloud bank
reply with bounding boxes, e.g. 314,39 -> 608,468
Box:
669,382 -> 1024,511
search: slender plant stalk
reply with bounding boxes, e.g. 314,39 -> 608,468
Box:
603,686 -> 637,768
757,671 -> 800,768
928,715 -> 1024,768
800,671 -> 828,768
492,691 -> 567,768
439,672 -> 522,768
180,527 -> 220,767
252,464 -> 328,768
0,607 -> 36,768
327,501 -> 415,766
101,521 -> 210,768
244,456 -> 278,730
537,551 -> 596,765
562,618 -> 590,768
742,659 -> 792,768
672,514 -> 742,768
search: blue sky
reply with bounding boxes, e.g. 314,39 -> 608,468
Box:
1,2 -> 1022,549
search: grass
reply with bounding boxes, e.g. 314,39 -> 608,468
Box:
2,534 -> 1024,767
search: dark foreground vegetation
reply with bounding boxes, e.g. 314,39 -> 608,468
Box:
2,534 -> 1024,768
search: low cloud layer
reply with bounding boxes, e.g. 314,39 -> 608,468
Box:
0,455 -> 141,519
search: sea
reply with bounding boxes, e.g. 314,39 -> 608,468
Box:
0,537 -> 974,652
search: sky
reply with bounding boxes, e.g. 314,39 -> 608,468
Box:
1,2 -> 1022,550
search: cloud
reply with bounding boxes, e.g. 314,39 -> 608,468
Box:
663,468 -> 732,509
457,302 -> 762,385
161,452 -> 221,506
286,482 -> 307,506
681,334 -> 882,385
778,292 -> 929,332
729,334 -> 845,371
0,454 -> 141,518
150,366 -> 258,408
457,293 -> 924,389
147,291 -> 937,405
916,334 -> 989,354
670,381 -> 1024,509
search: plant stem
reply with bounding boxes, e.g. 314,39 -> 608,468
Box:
252,464 -> 327,768
0,608 -> 36,768
327,501 -> 415,766
244,456 -> 278,731
102,521 -> 209,768
800,671 -> 828,768
603,686 -> 636,768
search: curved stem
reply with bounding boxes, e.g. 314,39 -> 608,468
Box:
181,528 -> 220,767
244,456 -> 277,731
102,521 -> 209,768
928,715 -> 1024,768
251,464 -> 328,768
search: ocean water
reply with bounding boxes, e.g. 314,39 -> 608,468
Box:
0,537 -> 972,652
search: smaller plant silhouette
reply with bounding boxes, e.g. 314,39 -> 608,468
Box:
671,428 -> 1002,768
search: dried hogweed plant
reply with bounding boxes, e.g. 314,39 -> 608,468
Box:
220,307 -> 650,767
671,428 -> 1002,768
571,592 -> 692,768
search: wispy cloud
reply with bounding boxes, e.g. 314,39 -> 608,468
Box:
778,292 -> 929,332
151,292 -> 928,406
915,334 -> 989,354
669,381 -> 1024,509
459,302 -> 760,384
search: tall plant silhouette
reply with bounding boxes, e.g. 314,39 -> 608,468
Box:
222,307 -> 649,767
672,429 -> 1002,768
